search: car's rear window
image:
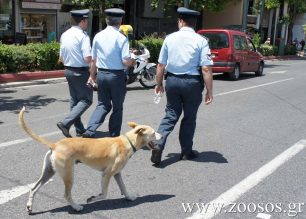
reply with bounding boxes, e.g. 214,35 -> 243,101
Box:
201,32 -> 229,49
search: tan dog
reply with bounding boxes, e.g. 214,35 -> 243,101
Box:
19,107 -> 161,213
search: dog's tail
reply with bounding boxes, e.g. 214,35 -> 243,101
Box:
19,106 -> 55,150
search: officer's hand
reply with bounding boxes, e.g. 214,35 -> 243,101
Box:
155,84 -> 164,94
205,92 -> 213,105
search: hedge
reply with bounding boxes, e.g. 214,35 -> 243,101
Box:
138,35 -> 164,63
0,42 -> 63,73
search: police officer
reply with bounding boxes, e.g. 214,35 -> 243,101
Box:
82,8 -> 135,138
151,7 -> 214,165
57,9 -> 93,138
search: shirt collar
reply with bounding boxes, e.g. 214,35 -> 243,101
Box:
72,25 -> 83,31
106,25 -> 120,31
180,26 -> 195,32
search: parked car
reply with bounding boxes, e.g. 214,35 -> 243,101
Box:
197,29 -> 264,80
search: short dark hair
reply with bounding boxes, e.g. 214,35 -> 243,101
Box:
178,16 -> 197,28
71,16 -> 86,25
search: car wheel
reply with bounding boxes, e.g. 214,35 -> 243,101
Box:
229,64 -> 240,80
255,62 -> 264,76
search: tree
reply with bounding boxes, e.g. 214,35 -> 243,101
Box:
151,0 -> 235,12
265,0 -> 306,44
286,0 -> 306,44
69,0 -> 115,28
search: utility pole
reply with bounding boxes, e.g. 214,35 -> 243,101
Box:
184,0 -> 189,8
242,0 -> 249,32
278,2 -> 288,55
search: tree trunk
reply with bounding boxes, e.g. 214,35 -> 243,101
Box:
287,22 -> 294,45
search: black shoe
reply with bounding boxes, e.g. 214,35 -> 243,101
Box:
151,148 -> 163,165
57,122 -> 71,138
76,130 -> 86,137
82,132 -> 94,138
180,151 -> 198,160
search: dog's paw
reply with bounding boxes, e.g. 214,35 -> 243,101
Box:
72,204 -> 83,211
26,205 -> 32,214
86,196 -> 96,204
125,194 -> 137,201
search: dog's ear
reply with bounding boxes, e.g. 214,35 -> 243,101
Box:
134,126 -> 144,135
128,122 -> 138,129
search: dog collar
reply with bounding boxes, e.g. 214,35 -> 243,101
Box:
123,135 -> 137,153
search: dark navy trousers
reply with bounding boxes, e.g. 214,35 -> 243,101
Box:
62,69 -> 93,133
156,74 -> 204,155
86,69 -> 126,137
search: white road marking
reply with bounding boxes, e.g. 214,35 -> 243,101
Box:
268,71 -> 287,74
188,139 -> 306,219
0,180 -> 54,205
0,131 -> 60,148
0,183 -> 35,205
215,78 -> 294,96
257,213 -> 272,219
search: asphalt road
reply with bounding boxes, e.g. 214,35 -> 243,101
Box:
1,59 -> 306,219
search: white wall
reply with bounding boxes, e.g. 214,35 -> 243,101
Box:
292,13 -> 306,41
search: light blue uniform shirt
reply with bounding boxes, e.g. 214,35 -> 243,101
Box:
158,27 -> 213,75
92,26 -> 130,70
60,26 -> 91,67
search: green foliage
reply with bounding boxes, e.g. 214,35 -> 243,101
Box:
284,45 -> 297,55
0,42 -> 63,73
258,44 -> 278,56
279,15 -> 290,25
265,0 -> 280,9
252,33 -> 261,48
151,0 -> 235,12
138,35 -> 164,63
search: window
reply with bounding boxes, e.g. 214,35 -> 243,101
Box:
202,33 -> 229,50
0,0 -> 14,43
21,13 -> 56,43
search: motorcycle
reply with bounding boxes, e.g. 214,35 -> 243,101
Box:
126,47 -> 157,88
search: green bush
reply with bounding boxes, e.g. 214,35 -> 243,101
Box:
258,44 -> 278,56
284,45 -> 297,55
0,42 -> 63,73
138,35 -> 164,63
252,33 -> 261,48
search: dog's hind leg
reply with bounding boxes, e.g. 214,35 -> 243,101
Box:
26,150 -> 55,213
114,172 -> 136,201
86,172 -> 111,204
55,159 -> 83,211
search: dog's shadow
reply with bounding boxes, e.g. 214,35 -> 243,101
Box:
155,151 -> 228,169
30,194 -> 175,215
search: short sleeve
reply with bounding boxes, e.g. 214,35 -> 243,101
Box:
158,39 -> 168,64
121,37 -> 131,60
200,39 -> 214,66
81,35 -> 91,58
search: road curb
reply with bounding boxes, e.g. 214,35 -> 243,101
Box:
0,70 -> 65,88
0,70 -> 64,83
0,77 -> 66,89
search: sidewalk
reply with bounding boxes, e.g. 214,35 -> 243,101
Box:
0,70 -> 65,88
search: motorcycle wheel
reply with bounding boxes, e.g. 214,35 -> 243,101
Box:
139,66 -> 157,89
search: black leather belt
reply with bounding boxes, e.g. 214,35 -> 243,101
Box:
65,66 -> 89,71
98,68 -> 124,72
167,72 -> 200,78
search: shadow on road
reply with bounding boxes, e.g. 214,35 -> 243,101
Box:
154,151 -> 228,169
30,194 -> 175,215
0,94 -> 58,113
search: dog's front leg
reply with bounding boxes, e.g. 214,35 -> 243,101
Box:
114,172 -> 136,201
86,173 -> 110,204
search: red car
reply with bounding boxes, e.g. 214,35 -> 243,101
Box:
197,29 -> 264,80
